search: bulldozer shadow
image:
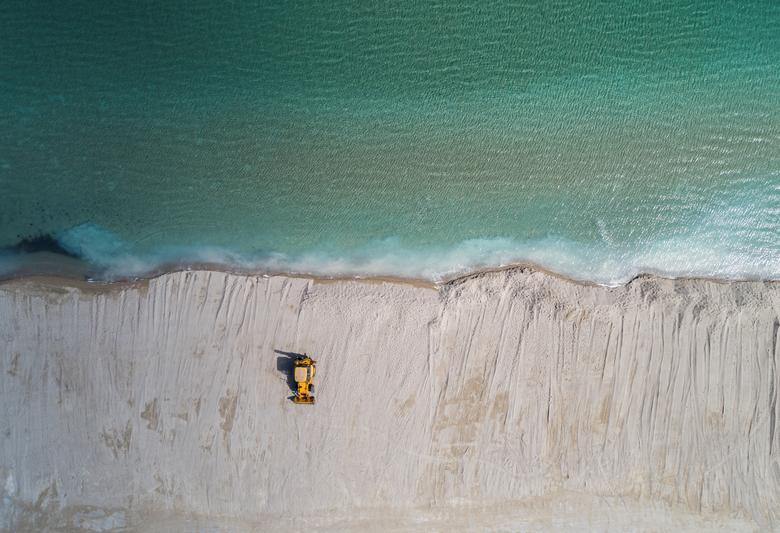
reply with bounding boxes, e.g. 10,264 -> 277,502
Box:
274,349 -> 305,400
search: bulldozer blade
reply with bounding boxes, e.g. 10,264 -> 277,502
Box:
292,396 -> 315,405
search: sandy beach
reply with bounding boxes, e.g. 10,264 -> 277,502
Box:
1,267 -> 779,531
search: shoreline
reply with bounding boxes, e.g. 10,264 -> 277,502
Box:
1,253 -> 778,292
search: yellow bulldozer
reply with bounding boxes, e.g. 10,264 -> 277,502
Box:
292,355 -> 316,404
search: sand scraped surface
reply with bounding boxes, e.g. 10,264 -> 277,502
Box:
1,268 -> 779,531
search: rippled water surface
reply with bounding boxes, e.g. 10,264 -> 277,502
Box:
1,1 -> 778,283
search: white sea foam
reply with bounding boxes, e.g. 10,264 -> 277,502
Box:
1,222 -> 775,286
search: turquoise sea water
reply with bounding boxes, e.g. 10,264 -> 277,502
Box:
1,1 -> 779,283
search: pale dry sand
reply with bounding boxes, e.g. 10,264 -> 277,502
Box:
1,268 -> 779,531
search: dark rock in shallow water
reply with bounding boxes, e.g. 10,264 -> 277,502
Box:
5,234 -> 79,258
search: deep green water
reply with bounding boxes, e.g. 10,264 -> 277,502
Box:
1,1 -> 778,282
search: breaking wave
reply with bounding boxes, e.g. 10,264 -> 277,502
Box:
1,221 -> 778,286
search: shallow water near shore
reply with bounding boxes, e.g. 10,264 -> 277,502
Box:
1,1 -> 779,283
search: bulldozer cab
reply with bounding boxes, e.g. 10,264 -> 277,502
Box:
294,365 -> 314,383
